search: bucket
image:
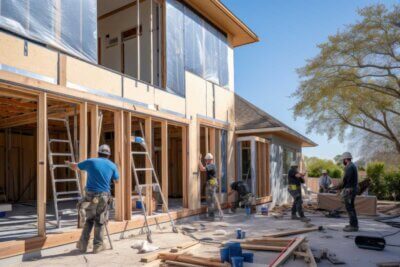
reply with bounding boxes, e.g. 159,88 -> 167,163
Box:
241,231 -> 246,239
236,228 -> 242,239
220,247 -> 230,262
242,252 -> 254,263
136,200 -> 143,209
231,256 -> 244,267
225,242 -> 242,258
245,207 -> 251,215
261,205 -> 269,215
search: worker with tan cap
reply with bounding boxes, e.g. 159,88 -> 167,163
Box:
287,161 -> 310,222
198,153 -> 218,220
319,170 -> 332,193
339,152 -> 359,232
66,144 -> 119,253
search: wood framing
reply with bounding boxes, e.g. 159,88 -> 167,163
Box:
114,110 -> 125,221
136,0 -> 141,81
182,126 -> 188,208
37,92 -> 47,237
161,120 -> 168,211
79,102 -> 88,192
90,105 -> 99,158
145,117 -> 153,215
124,112 -> 132,220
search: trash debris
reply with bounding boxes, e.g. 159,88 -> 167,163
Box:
131,240 -> 159,253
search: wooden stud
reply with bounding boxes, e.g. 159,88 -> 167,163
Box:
182,126 -> 188,208
145,117 -> 152,215
205,127 -> 209,153
58,54 -> 67,87
114,110 -> 125,221
79,102 -> 88,192
150,0 -> 154,85
124,112 -> 132,220
136,0 -> 141,80
37,92 -> 47,237
90,105 -> 99,158
161,120 -> 168,212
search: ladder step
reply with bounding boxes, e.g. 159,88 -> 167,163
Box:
57,191 -> 80,196
51,164 -> 70,168
48,118 -> 67,122
50,152 -> 73,157
131,151 -> 148,155
55,178 -> 78,183
49,139 -> 70,143
138,183 -> 159,188
56,197 -> 81,202
135,168 -> 154,172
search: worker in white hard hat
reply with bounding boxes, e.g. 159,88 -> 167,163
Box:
66,144 -> 119,253
319,170 -> 332,193
198,153 -> 218,220
287,161 -> 310,222
339,152 -> 359,232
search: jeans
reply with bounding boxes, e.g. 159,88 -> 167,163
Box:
289,189 -> 304,217
79,192 -> 110,248
343,189 -> 358,227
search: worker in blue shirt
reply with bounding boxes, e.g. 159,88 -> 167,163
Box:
67,144 -> 119,253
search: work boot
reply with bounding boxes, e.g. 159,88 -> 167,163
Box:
93,244 -> 106,254
291,214 -> 301,220
300,216 -> 311,222
343,225 -> 359,232
76,240 -> 88,253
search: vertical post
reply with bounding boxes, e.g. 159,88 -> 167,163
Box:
37,92 -> 47,237
136,0 -> 141,80
90,105 -> 99,158
114,110 -> 125,221
204,127 -> 209,153
79,102 -> 88,192
124,112 -> 132,220
150,0 -> 154,85
161,121 -> 168,212
145,117 -> 152,215
182,126 -> 188,208
58,54 -> 67,87
216,130 -> 222,196
250,139 -> 256,196
266,143 -> 270,195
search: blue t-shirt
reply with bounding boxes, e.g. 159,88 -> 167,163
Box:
78,158 -> 119,193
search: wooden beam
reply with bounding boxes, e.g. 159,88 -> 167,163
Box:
114,110 -> 125,221
97,0 -> 145,20
124,112 -> 132,220
205,127 -> 209,153
150,0 -> 154,85
136,0 -> 141,80
37,92 -> 47,237
145,117 -> 152,215
79,102 -> 88,192
90,105 -> 99,158
182,126 -> 188,208
58,54 -> 67,87
161,120 -> 168,212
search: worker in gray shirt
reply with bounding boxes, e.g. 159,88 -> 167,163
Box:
319,170 -> 332,193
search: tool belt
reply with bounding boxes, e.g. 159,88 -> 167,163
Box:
207,177 -> 218,187
77,191 -> 113,225
288,184 -> 299,191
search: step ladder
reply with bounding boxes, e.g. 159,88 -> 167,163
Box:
47,117 -> 82,228
130,123 -> 178,243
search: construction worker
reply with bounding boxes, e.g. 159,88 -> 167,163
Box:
319,170 -> 332,193
198,153 -> 218,219
228,180 -> 253,213
287,161 -> 310,222
340,152 -> 359,232
66,144 -> 119,253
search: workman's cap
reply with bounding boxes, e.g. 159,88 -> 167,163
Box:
322,170 -> 327,174
98,144 -> 111,156
204,153 -> 214,160
341,152 -> 353,160
290,161 -> 299,167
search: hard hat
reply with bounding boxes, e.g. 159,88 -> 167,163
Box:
204,153 -> 214,160
322,170 -> 327,174
341,152 -> 353,160
290,161 -> 299,167
98,144 -> 111,156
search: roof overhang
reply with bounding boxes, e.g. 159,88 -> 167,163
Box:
183,0 -> 259,47
235,127 -> 318,148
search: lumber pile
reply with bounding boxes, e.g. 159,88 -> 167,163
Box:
377,202 -> 400,216
140,241 -> 199,263
158,253 -> 229,267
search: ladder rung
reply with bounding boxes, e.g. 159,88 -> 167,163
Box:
48,118 -> 67,122
57,191 -> 80,196
135,168 -> 153,172
49,139 -> 69,143
51,164 -> 69,168
55,178 -> 78,183
132,151 -> 148,155
56,197 -> 81,202
138,183 -> 159,188
50,152 -> 73,157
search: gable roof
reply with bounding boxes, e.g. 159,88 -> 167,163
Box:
235,94 -> 317,147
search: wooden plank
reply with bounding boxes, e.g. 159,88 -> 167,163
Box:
270,237 -> 306,267
163,260 -> 203,267
182,126 -> 188,208
204,127 -> 209,153
263,227 -> 322,238
114,110 -> 125,221
98,0 -> 145,20
124,112 -> 132,220
161,120 -> 168,212
136,0 -> 141,80
170,241 -> 199,252
145,117 -> 153,215
158,254 -> 228,267
90,105 -> 99,158
79,102 -> 88,192
58,54 -> 67,86
149,0 -> 154,85
37,92 -> 47,237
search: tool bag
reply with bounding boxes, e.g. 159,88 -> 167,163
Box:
355,235 -> 386,251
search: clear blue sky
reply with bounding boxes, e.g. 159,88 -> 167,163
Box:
222,0 -> 397,160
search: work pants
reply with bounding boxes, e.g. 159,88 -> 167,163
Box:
205,182 -> 217,218
288,189 -> 304,217
343,189 -> 358,227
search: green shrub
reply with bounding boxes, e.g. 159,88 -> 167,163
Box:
366,162 -> 386,199
306,157 -> 343,178
384,171 -> 400,201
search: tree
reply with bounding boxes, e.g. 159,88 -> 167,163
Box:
293,4 -> 400,153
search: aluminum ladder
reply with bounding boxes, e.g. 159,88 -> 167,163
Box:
130,123 -> 178,243
47,117 -> 82,228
